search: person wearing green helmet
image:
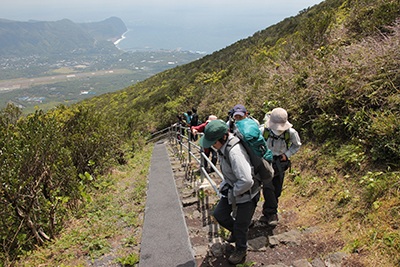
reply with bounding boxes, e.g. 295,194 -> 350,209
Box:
199,119 -> 261,265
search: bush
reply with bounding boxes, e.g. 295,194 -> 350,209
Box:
366,111 -> 400,166
346,0 -> 400,38
0,104 -> 124,265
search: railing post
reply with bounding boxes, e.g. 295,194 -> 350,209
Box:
169,126 -> 171,144
179,125 -> 183,157
200,147 -> 205,183
188,129 -> 191,164
174,124 -> 177,145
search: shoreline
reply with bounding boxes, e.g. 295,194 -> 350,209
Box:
113,29 -> 208,55
114,29 -> 131,45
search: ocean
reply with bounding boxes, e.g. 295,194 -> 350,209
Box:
114,25 -> 256,55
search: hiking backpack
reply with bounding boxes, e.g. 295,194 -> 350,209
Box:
226,118 -> 274,185
263,128 -> 291,149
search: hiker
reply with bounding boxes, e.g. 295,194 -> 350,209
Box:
227,104 -> 260,131
173,114 -> 185,141
260,107 -> 301,226
183,110 -> 192,138
191,115 -> 218,172
199,119 -> 261,265
190,107 -> 199,141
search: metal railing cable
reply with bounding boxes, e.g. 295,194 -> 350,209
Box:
146,124 -> 223,197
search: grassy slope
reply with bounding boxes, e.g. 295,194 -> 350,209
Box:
16,145 -> 153,266
283,142 -> 400,266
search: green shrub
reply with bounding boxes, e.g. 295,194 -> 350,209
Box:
0,104 -> 125,264
365,111 -> 400,166
359,171 -> 400,207
301,9 -> 335,47
346,0 -> 400,38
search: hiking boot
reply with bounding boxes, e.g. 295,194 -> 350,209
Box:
223,233 -> 236,243
267,213 -> 279,226
249,219 -> 256,228
228,249 -> 247,265
259,215 -> 269,223
206,167 -> 215,173
260,213 -> 279,227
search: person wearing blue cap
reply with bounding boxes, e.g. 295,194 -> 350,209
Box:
227,104 -> 260,131
199,119 -> 261,265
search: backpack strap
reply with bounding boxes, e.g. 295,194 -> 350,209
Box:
264,128 -> 290,149
220,136 -> 241,220
221,136 -> 241,164
246,115 -> 260,126
222,136 -> 260,185
228,116 -> 236,133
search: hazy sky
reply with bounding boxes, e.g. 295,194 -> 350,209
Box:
1,0 -> 324,53
1,0 -> 323,27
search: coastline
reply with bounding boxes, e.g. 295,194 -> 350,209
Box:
114,29 -> 131,45
112,28 -> 208,54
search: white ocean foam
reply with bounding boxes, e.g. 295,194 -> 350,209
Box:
114,29 -> 131,45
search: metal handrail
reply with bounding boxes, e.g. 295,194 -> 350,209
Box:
146,127 -> 170,143
147,124 -> 223,197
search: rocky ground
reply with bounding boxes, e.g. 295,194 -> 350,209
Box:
166,142 -> 366,267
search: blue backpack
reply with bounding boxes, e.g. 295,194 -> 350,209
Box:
235,119 -> 273,162
226,118 -> 274,185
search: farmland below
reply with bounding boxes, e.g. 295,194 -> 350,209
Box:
0,50 -> 203,113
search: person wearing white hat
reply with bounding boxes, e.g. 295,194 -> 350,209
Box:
260,108 -> 301,226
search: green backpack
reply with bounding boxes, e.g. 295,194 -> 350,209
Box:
226,118 -> 274,185
235,119 -> 273,161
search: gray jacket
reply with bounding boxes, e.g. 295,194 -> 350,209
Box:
218,134 -> 261,204
260,127 -> 301,158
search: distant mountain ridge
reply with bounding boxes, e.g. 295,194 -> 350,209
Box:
78,16 -> 127,42
0,17 -> 127,57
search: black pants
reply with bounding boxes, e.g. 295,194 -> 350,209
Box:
213,193 -> 260,250
262,157 -> 291,215
204,149 -> 217,169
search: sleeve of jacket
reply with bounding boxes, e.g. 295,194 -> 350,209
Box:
229,143 -> 254,197
285,128 -> 302,158
191,121 -> 208,133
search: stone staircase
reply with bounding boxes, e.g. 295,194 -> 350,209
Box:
165,139 -> 358,267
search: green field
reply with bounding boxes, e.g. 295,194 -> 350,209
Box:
1,70 -> 142,114
0,50 -> 202,114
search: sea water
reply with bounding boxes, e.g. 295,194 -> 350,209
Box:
114,25 -> 251,55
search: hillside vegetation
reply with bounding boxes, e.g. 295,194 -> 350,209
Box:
81,0 -> 400,166
1,0 -> 400,266
78,16 -> 127,42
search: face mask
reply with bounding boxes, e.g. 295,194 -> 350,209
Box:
272,129 -> 285,136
